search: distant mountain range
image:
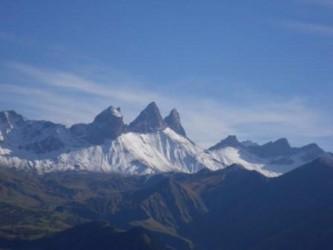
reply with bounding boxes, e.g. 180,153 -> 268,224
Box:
0,102 -> 327,176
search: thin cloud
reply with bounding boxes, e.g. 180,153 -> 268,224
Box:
303,0 -> 333,7
2,62 -> 333,149
282,20 -> 333,36
7,62 -> 162,106
179,98 -> 333,147
0,84 -> 102,124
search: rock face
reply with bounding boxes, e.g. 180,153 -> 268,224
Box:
89,106 -> 125,143
249,138 -> 292,158
164,109 -> 186,137
0,111 -> 24,126
128,102 -> 166,133
0,111 -> 25,141
71,106 -> 125,144
209,135 -> 243,150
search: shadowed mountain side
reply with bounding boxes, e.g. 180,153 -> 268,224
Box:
0,156 -> 333,249
0,222 -> 164,250
184,156 -> 333,250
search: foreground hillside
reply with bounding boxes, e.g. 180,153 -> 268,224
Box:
1,155 -> 333,249
0,222 -> 163,250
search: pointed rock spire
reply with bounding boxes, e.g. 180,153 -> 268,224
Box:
209,135 -> 243,150
0,110 -> 25,136
261,138 -> 291,153
0,111 -> 25,141
0,110 -> 24,126
93,106 -> 123,123
128,102 -> 166,133
300,143 -> 324,154
86,106 -> 125,144
250,138 -> 292,158
272,138 -> 290,148
164,109 -> 186,137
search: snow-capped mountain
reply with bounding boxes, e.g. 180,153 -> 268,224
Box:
0,103 -> 222,175
0,102 -> 326,176
208,135 -> 325,175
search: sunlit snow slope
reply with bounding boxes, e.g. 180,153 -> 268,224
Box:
0,103 -> 326,176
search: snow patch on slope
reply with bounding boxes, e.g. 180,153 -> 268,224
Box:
57,128 -> 224,174
0,128 -> 224,175
210,147 -> 280,177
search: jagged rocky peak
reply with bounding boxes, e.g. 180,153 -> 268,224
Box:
249,138 -> 293,158
272,138 -> 291,148
223,135 -> 241,144
93,106 -> 123,123
260,138 -> 292,152
301,143 -> 324,153
71,106 -> 125,145
0,110 -> 25,127
164,108 -> 186,137
209,135 -> 243,150
128,102 -> 166,133
0,111 -> 25,141
298,143 -> 325,161
88,106 -> 125,143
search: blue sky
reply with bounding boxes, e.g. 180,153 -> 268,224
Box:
0,0 -> 333,150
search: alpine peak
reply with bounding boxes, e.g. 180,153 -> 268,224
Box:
70,105 -> 125,145
273,138 -> 290,148
209,135 -> 242,150
164,108 -> 186,137
128,102 -> 166,133
0,111 -> 25,141
0,110 -> 25,126
93,106 -> 123,123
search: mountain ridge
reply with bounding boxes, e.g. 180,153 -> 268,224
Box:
1,156 -> 333,249
0,103 -> 327,176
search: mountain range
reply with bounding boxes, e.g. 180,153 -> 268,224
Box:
1,155 -> 333,249
0,102 -> 326,177
0,102 -> 332,249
